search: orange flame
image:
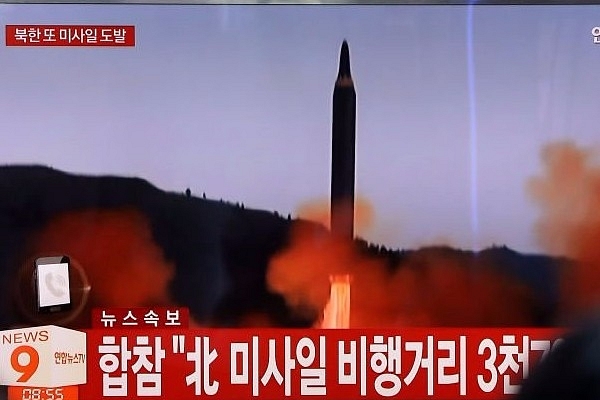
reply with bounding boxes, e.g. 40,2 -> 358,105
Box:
321,274 -> 351,328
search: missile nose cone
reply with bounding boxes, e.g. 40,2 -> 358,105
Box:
338,40 -> 351,78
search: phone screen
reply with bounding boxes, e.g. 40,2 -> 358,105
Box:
35,256 -> 72,313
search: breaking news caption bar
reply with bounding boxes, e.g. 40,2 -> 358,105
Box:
0,308 -> 564,400
83,316 -> 564,400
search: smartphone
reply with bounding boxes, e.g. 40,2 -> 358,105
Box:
34,256 -> 72,313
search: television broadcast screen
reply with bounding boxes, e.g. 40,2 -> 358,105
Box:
0,2 -> 599,399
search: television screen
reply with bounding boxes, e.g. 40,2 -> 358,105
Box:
0,2 -> 599,331
4,2 -> 600,399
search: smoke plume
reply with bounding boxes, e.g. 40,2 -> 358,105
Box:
296,196 -> 375,238
528,141 -> 600,317
268,204 -> 536,327
28,208 -> 175,308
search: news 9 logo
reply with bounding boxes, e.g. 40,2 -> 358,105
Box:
592,26 -> 600,43
0,326 -> 86,388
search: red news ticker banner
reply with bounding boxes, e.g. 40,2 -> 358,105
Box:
5,25 -> 135,46
79,316 -> 563,400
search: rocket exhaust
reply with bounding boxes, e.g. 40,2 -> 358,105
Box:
321,274 -> 351,329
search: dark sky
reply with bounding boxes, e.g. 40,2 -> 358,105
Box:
1,4 -> 600,253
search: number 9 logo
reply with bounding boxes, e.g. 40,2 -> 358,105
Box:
10,346 -> 39,382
